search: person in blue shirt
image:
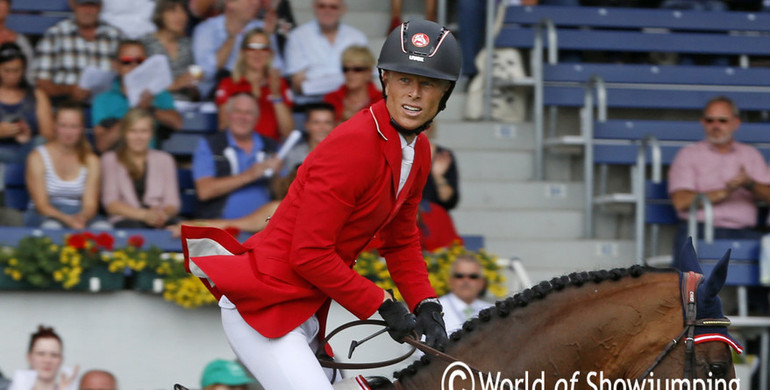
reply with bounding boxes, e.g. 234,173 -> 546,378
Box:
192,92 -> 282,219
91,39 -> 182,154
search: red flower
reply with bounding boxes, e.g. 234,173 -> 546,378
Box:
82,231 -> 96,240
224,226 -> 240,237
127,235 -> 145,248
90,246 -> 99,254
66,234 -> 86,250
95,232 -> 114,251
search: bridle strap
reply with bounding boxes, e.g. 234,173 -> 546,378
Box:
637,271 -> 733,382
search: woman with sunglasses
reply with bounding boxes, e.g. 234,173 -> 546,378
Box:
0,42 -> 53,162
92,40 -> 182,154
214,28 -> 293,141
141,0 -> 199,102
322,45 -> 381,124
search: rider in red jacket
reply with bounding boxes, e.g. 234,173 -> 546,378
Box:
182,19 -> 462,390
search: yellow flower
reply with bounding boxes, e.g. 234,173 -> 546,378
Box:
8,258 -> 17,266
11,270 -> 21,280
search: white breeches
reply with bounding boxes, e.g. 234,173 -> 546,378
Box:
220,306 -> 340,390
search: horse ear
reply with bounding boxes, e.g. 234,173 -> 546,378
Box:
703,248 -> 731,300
675,236 -> 703,274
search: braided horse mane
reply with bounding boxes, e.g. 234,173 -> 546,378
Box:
394,264 -> 673,379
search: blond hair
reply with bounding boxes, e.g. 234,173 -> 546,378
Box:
232,28 -> 272,83
116,108 -> 154,180
341,45 -> 375,68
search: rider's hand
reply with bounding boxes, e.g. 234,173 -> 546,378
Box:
378,299 -> 415,343
415,299 -> 448,351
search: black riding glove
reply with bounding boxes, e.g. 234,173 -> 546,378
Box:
378,299 -> 416,343
415,299 -> 448,351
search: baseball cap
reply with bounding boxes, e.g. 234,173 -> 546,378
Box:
74,0 -> 102,4
200,360 -> 255,388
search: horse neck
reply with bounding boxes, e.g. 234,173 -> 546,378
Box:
397,270 -> 684,389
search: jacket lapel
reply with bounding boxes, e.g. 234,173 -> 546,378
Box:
369,105 -> 402,198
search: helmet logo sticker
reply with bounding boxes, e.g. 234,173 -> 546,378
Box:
411,33 -> 429,48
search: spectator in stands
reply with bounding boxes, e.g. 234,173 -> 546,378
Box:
284,0 -> 367,106
141,0 -> 200,102
438,254 -> 493,334
0,43 -> 54,162
214,28 -> 294,141
92,40 -> 182,154
77,370 -> 117,390
323,45 -> 381,124
34,0 -> 123,103
669,96 -> 770,260
282,102 -> 334,174
100,0 -> 157,39
388,0 -> 436,33
423,126 -> 459,211
192,0 -> 285,98
192,93 -> 282,219
200,359 -> 256,390
169,166 -> 296,237
191,0 -> 296,58
0,0 -> 34,83
101,108 -> 180,229
9,325 -> 78,390
24,103 -> 104,229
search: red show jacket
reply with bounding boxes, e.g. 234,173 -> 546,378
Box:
182,100 -> 437,339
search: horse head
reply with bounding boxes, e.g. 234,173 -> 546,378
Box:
661,237 -> 740,381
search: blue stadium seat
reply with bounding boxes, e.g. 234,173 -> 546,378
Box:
4,162 -> 28,211
177,168 -> 196,218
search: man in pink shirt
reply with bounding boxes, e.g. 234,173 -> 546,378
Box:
669,95 -> 770,260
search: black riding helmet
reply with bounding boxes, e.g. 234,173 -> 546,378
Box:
378,20 -> 462,135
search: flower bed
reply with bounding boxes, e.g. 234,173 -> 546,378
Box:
0,233 -> 506,309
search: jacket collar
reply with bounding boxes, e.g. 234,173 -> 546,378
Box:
368,100 -> 421,201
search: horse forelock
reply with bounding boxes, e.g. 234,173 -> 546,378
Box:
394,265 -> 675,380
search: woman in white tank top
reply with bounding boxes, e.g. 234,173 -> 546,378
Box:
23,103 -> 104,229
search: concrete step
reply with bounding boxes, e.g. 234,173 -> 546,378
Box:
453,209 -> 584,240
454,149 -> 533,181
488,239 -> 638,283
432,121 -> 534,151
459,180 -> 584,210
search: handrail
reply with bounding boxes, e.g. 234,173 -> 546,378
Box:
688,193 -> 715,253
634,135 -> 662,264
482,0 -> 497,121
531,18 -> 557,180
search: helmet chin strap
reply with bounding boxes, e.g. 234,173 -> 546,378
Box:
390,117 -> 432,137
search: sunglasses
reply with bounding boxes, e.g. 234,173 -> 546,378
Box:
703,116 -> 730,124
342,66 -> 369,73
452,272 -> 481,280
244,42 -> 271,51
119,57 -> 145,65
316,3 -> 340,10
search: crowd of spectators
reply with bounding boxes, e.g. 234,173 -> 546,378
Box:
0,0 -> 477,245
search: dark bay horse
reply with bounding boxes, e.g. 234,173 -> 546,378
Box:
379,241 -> 741,390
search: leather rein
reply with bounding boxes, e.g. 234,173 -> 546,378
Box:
316,319 -> 485,374
637,271 -> 732,381
319,272 -> 732,384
